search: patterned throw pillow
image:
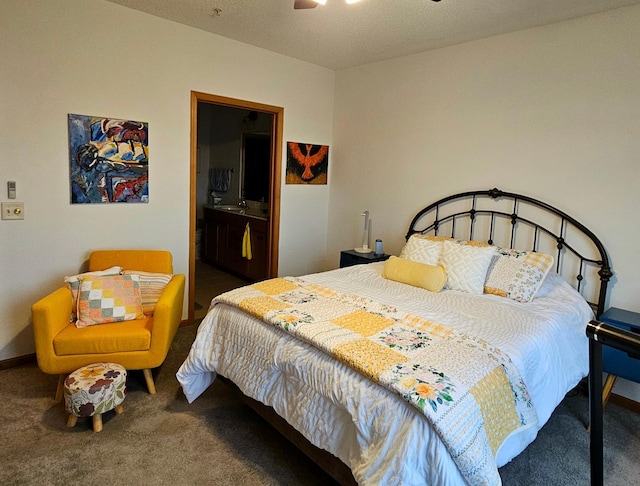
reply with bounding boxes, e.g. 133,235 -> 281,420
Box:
484,248 -> 554,303
122,270 -> 173,315
424,234 -> 492,248
64,266 -> 122,321
75,274 -> 144,328
441,240 -> 496,294
399,234 -> 443,266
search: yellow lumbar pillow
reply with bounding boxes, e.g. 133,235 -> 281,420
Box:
382,256 -> 447,292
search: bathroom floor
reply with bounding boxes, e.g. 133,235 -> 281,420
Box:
193,259 -> 249,321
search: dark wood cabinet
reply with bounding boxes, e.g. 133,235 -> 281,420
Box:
203,207 -> 268,281
245,223 -> 268,281
203,210 -> 227,265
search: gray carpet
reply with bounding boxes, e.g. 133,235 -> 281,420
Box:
1,323 -> 639,485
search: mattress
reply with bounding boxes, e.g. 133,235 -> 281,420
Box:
177,262 -> 592,485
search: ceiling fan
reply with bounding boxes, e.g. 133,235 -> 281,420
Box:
294,0 -> 320,8
294,0 -> 363,8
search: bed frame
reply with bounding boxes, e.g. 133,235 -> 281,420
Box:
407,188 -> 612,317
225,187 -> 612,485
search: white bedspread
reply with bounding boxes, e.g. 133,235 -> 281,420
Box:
177,262 -> 592,485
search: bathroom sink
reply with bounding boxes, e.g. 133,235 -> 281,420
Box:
215,205 -> 245,212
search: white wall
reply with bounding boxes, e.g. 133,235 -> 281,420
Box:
330,5 -> 640,398
0,0 -> 334,360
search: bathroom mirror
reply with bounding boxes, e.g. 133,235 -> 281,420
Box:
241,133 -> 271,203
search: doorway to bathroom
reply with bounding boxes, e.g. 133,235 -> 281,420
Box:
188,91 -> 283,323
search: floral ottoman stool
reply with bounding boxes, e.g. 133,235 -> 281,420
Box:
64,362 -> 127,432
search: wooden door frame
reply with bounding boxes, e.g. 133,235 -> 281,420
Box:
188,91 -> 282,323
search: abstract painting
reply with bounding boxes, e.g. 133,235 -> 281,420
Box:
68,114 -> 149,203
286,141 -> 329,185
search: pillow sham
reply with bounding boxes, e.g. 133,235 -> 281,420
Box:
441,240 -> 495,294
425,234 -> 492,248
64,266 -> 122,321
399,234 -> 442,266
122,270 -> 173,315
75,274 -> 144,328
484,248 -> 554,303
382,256 -> 447,292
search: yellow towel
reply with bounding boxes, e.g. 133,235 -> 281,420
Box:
242,222 -> 252,260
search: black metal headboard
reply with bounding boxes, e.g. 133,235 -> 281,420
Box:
406,188 -> 612,317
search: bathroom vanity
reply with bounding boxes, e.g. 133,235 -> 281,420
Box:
202,205 -> 268,281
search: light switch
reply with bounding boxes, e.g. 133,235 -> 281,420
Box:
1,202 -> 24,220
7,181 -> 16,199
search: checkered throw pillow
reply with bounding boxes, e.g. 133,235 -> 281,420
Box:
75,274 -> 144,328
64,266 -> 122,321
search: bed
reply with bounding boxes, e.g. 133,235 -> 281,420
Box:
177,188 -> 612,486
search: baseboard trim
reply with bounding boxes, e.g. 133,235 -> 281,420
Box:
0,353 -> 36,371
608,392 -> 640,414
577,379 -> 640,414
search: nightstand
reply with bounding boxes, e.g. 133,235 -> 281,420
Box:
599,307 -> 640,405
340,249 -> 390,268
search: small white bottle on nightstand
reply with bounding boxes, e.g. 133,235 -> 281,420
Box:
374,239 -> 383,256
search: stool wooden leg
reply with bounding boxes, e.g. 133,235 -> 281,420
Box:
114,404 -> 124,415
55,375 -> 66,402
92,414 -> 103,433
602,374 -> 617,407
66,414 -> 77,428
142,368 -> 156,395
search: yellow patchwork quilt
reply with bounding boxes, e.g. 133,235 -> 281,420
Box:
213,277 -> 538,486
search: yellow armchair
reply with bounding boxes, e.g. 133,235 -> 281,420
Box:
31,250 -> 186,399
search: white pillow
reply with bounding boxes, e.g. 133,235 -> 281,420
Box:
399,234 -> 442,266
441,240 -> 495,294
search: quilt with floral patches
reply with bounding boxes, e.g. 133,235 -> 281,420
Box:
213,277 -> 538,486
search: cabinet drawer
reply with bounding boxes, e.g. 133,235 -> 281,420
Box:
202,206 -> 268,281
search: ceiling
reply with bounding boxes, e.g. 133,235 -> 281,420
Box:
104,0 -> 640,70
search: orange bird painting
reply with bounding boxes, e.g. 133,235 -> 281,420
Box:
286,142 -> 329,184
